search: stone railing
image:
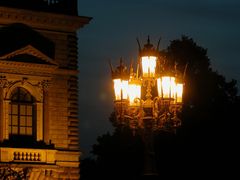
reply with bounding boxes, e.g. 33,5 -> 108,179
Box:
0,147 -> 56,164
13,151 -> 41,162
0,147 -> 81,169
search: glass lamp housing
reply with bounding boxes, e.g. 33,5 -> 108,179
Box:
141,56 -> 157,78
157,76 -> 176,99
113,79 -> 129,100
175,83 -> 183,103
128,80 -> 141,106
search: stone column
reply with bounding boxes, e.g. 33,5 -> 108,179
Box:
2,100 -> 10,140
42,80 -> 50,144
36,102 -> 43,141
0,82 -> 3,141
0,77 -> 9,141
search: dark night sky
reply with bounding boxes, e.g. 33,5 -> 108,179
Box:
77,0 -> 240,157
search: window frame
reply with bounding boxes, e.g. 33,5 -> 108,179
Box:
8,87 -> 36,139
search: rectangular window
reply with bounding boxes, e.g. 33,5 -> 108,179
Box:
8,115 -> 12,125
27,106 -> 32,115
9,103 -> 34,136
12,104 -> 18,115
20,105 -> 26,115
12,115 -> 18,126
26,117 -> 32,126
12,126 -> 18,134
26,127 -> 32,135
20,116 -> 26,126
8,126 -> 11,134
20,127 -> 25,135
8,88 -> 35,138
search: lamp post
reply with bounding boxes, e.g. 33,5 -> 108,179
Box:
110,37 -> 184,178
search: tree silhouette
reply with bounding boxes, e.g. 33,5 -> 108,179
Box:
155,36 -> 239,179
81,113 -> 144,180
80,36 -> 239,179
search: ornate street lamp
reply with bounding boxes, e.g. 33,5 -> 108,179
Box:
110,37 -> 185,177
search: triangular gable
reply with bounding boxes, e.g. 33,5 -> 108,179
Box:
0,45 -> 58,65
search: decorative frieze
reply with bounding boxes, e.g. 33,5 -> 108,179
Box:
1,77 -> 49,102
0,76 -> 9,88
0,6 -> 91,32
38,79 -> 51,92
0,60 -> 58,76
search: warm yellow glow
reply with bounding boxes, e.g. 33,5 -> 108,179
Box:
113,79 -> 128,100
175,83 -> 183,103
141,56 -> 157,77
162,76 -> 171,98
157,78 -> 162,97
128,83 -> 141,106
170,77 -> 176,98
121,80 -> 129,99
158,76 -> 176,98
113,79 -> 121,100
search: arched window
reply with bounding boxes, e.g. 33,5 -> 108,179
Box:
8,87 -> 36,139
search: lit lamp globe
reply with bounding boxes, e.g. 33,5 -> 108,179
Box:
111,59 -> 129,102
157,76 -> 176,99
113,78 -> 128,101
139,37 -> 159,78
128,78 -> 141,106
157,76 -> 183,104
175,82 -> 183,104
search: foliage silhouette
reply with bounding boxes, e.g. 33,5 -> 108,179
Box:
81,36 -> 239,179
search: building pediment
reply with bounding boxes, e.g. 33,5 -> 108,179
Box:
0,45 -> 58,66
0,45 -> 59,75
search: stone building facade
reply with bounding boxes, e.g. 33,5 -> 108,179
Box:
0,0 -> 91,179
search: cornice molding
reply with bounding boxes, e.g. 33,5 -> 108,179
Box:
0,6 -> 92,32
0,60 -> 57,75
0,60 -> 78,76
55,68 -> 78,76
